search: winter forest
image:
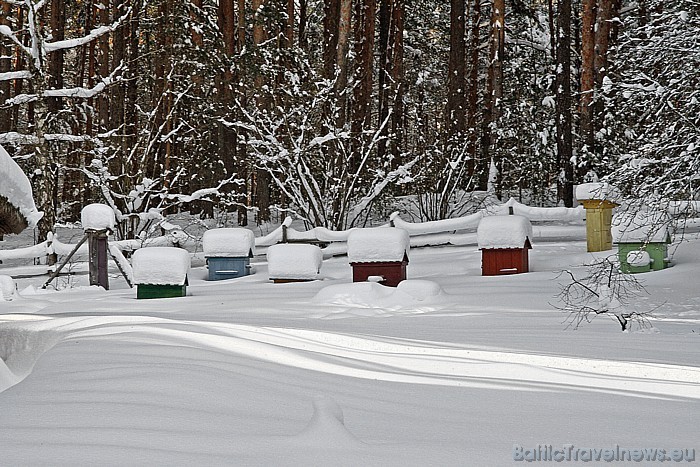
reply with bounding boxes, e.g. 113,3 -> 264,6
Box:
0,0 -> 698,242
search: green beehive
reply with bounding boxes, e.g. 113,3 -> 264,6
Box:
612,211 -> 672,274
132,247 -> 191,299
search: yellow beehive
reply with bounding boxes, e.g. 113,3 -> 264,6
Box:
576,183 -> 620,253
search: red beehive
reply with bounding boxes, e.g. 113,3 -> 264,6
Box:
477,215 -> 533,276
347,228 -> 410,287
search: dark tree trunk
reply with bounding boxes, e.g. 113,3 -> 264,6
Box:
466,0 -> 480,179
323,0 -> 340,80
446,0 -> 466,142
0,2 -> 12,133
556,0 -> 574,207
252,0 -> 271,223
351,0 -> 376,168
580,0 -> 596,165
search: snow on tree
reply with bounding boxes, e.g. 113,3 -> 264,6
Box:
0,143 -> 42,236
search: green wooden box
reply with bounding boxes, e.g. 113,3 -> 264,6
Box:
618,242 -> 669,274
137,283 -> 187,299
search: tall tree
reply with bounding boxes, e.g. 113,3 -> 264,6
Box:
556,0 -> 574,206
0,2 -> 12,134
481,0 -> 505,194
446,0 -> 466,143
252,0 -> 271,223
579,0 -> 596,160
351,0 -> 376,168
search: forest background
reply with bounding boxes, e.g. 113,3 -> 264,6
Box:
0,0 -> 697,242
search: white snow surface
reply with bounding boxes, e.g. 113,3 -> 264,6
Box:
575,182 -> 622,203
0,274 -> 16,301
131,247 -> 190,285
612,210 -> 672,243
80,203 -> 115,231
347,227 -> 410,263
1,219 -> 700,465
477,215 -> 533,249
202,228 -> 255,258
0,143 -> 43,228
267,243 -> 323,280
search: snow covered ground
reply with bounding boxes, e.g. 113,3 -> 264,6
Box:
1,224 -> 699,465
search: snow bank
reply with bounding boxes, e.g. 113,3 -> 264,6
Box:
612,210 -> 672,243
347,228 -> 410,263
132,247 -> 190,285
203,228 -> 255,258
0,143 -> 43,227
477,215 -> 533,249
0,274 -> 17,301
267,244 -> 323,280
313,280 -> 446,308
575,182 -> 622,203
80,203 -> 115,231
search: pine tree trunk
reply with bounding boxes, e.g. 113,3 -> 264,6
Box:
466,0 -> 480,180
580,0 -> 596,163
0,2 -> 12,133
351,0 -> 376,168
556,0 -> 574,207
390,0 -> 404,166
323,0 -> 340,80
446,0 -> 466,141
252,0 -> 271,223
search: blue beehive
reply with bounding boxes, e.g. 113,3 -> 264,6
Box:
207,256 -> 250,280
203,228 -> 256,281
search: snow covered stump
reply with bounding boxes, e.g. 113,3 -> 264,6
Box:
203,228 -> 255,281
612,210 -> 672,274
267,243 -> 323,283
477,215 -> 533,276
132,247 -> 190,299
576,182 -> 621,252
347,228 -> 410,287
81,203 -> 116,290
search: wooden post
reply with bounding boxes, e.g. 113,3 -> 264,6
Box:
87,229 -> 109,289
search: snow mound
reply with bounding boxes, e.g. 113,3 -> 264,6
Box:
347,227 -> 410,263
575,182 -> 622,203
477,215 -> 533,249
132,247 -> 190,285
80,203 -> 116,231
627,250 -> 651,267
293,396 -> 360,447
202,228 -> 255,258
0,275 -> 17,301
267,243 -> 323,280
0,143 -> 43,228
313,280 -> 446,309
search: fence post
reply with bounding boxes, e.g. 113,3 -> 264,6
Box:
87,229 -> 109,290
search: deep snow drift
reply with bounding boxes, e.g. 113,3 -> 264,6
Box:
0,222 -> 698,466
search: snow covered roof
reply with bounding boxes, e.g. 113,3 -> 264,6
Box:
80,203 -> 116,231
132,247 -> 190,286
203,228 -> 255,258
477,215 -> 533,249
612,211 -> 672,244
347,228 -> 410,263
0,143 -> 43,233
575,182 -> 622,204
267,243 -> 323,280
